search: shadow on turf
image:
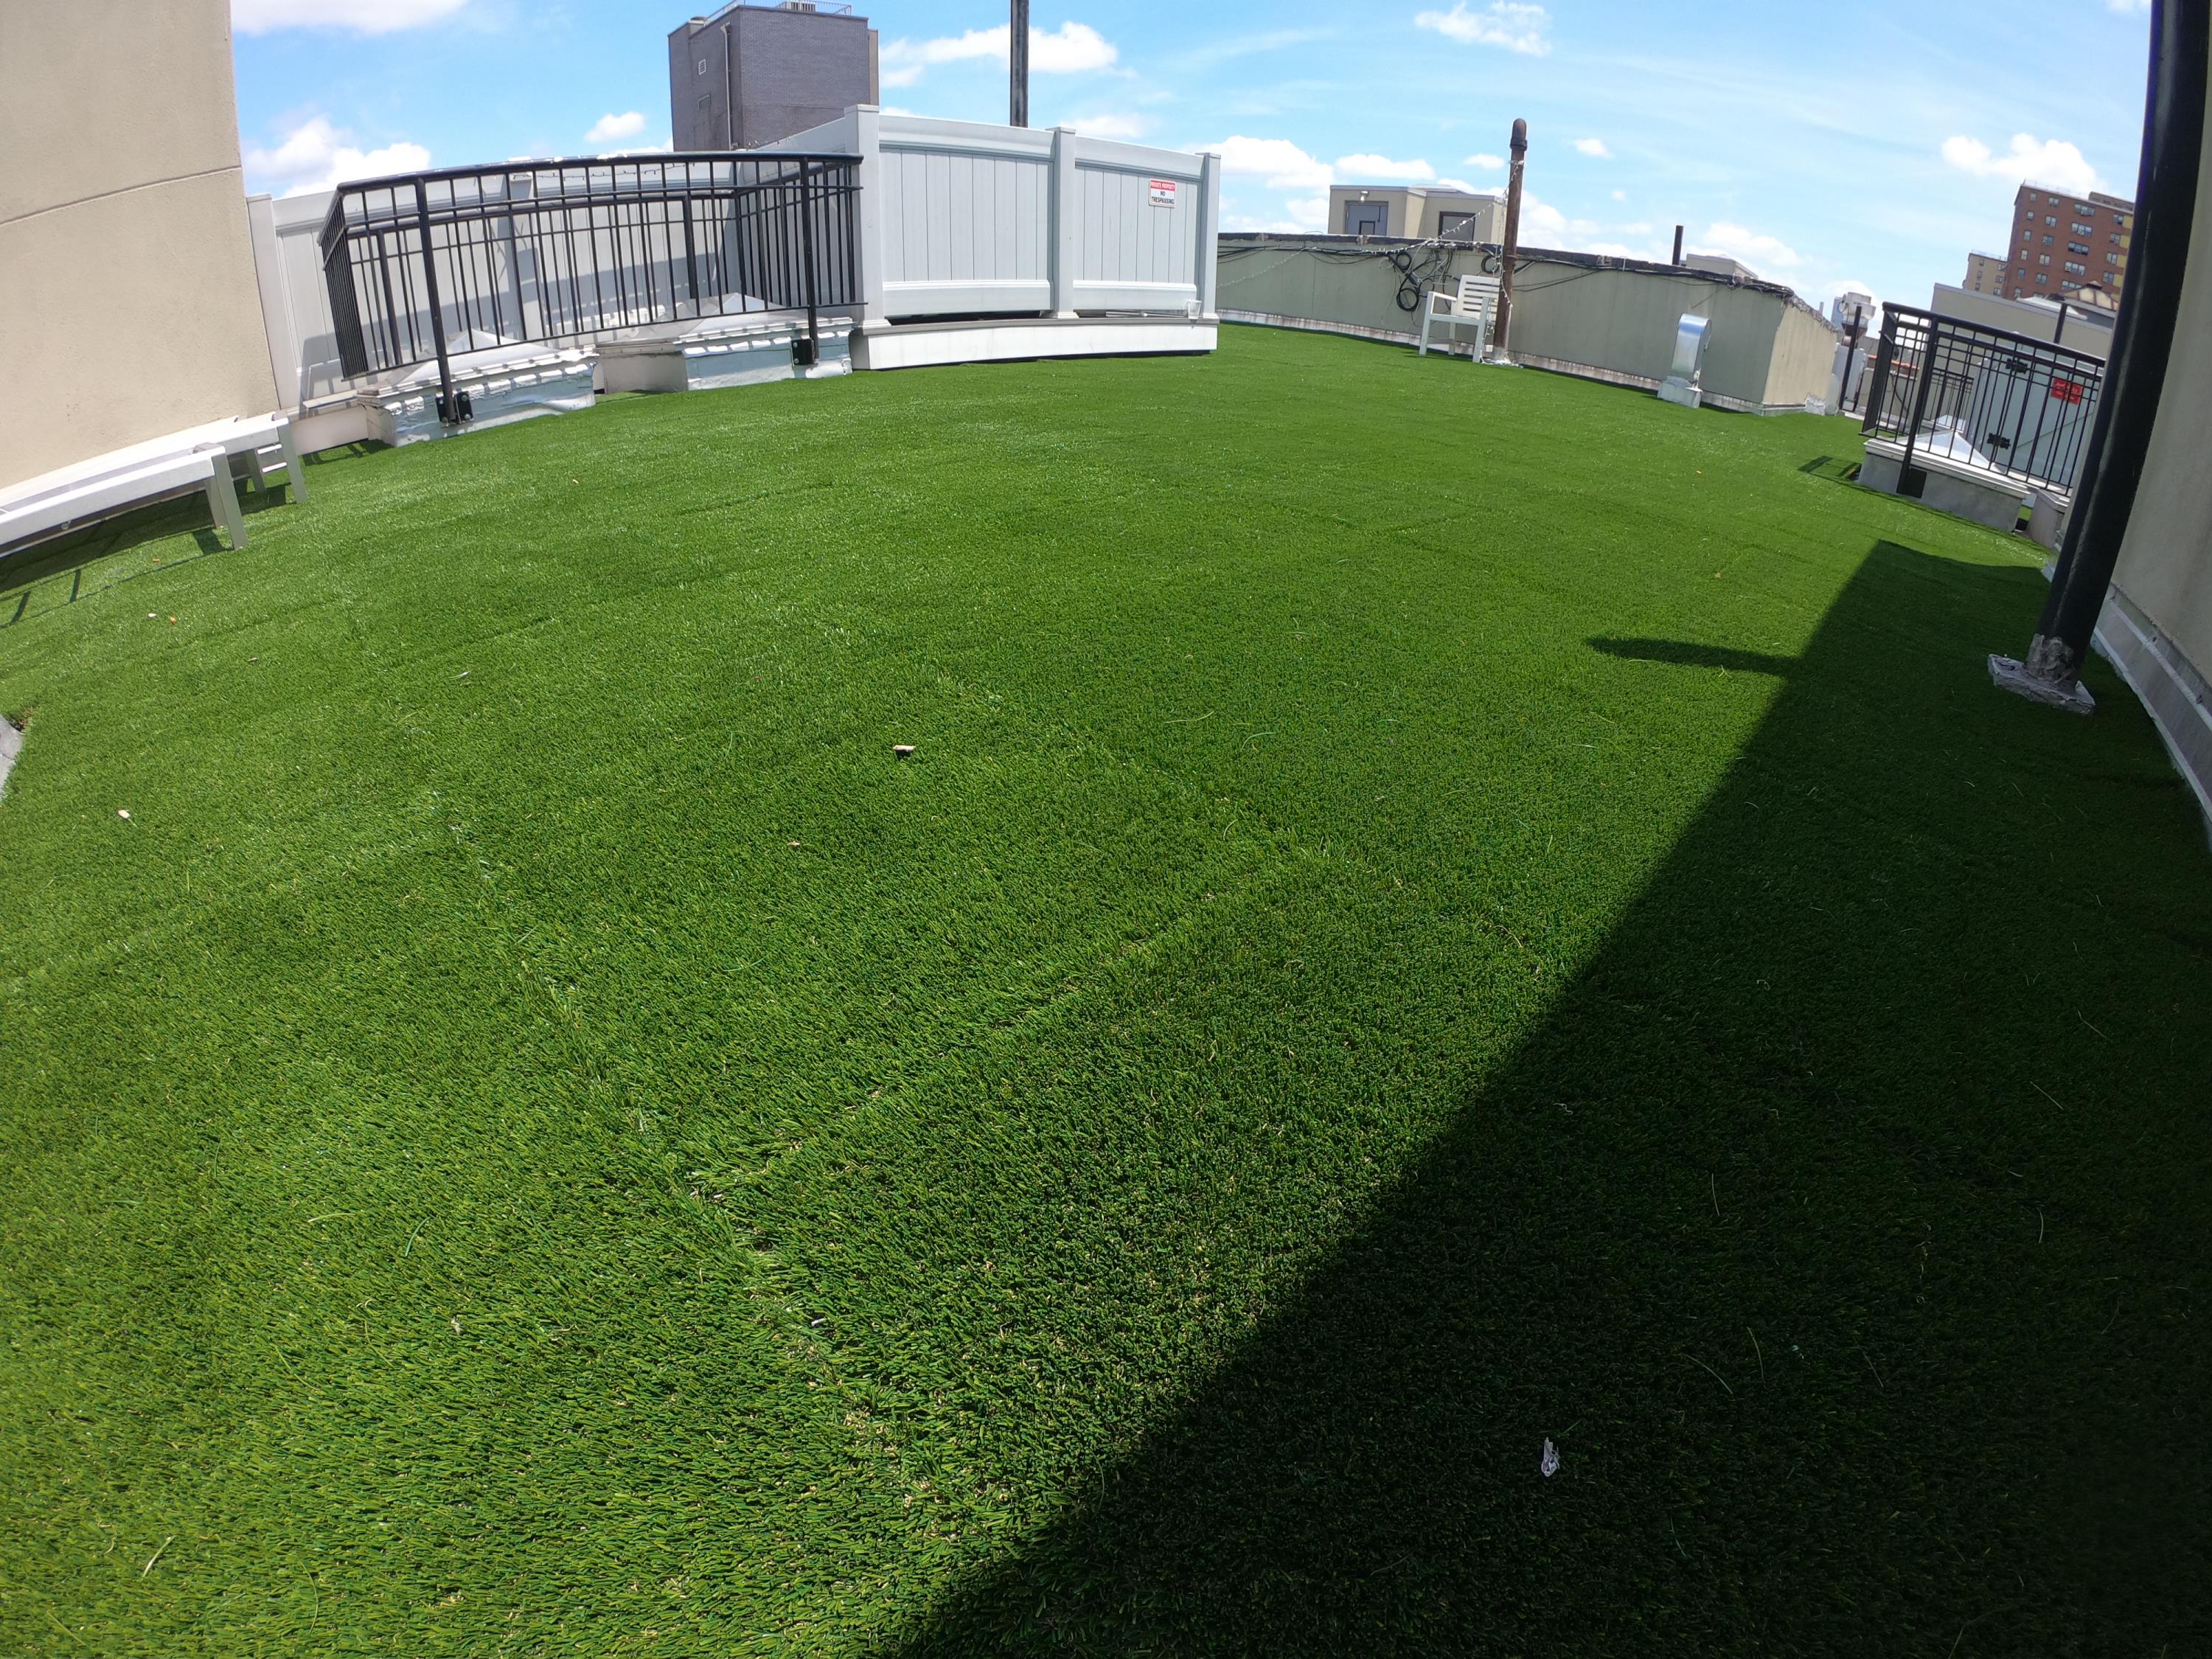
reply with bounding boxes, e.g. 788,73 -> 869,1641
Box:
0,453 -> 354,617
1587,638 -> 1798,678
881,542 -> 2201,1657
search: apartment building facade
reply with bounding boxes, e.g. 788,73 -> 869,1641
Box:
2000,184 -> 2133,302
1963,251 -> 2007,295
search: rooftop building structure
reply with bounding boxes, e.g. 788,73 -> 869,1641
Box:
669,1 -> 877,153
1327,184 -> 1502,242
1963,251 -> 2007,295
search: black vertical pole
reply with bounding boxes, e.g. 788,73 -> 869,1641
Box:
1992,0 -> 2207,708
1840,303 -> 1864,413
1861,311 -> 1896,437
1900,314 -> 1938,484
799,164 -> 820,367
414,177 -> 457,421
1671,223 -> 1684,266
1009,0 -> 1029,127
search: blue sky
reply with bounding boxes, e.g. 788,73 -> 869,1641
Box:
232,0 -> 2155,313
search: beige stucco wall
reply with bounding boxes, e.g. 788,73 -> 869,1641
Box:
2110,31 -> 2212,701
0,0 -> 277,490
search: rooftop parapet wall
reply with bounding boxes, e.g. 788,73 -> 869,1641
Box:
1217,234 -> 1838,414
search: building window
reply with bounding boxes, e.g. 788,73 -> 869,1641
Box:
2067,242 -> 2089,255
2064,261 -> 2086,275
2107,252 -> 2118,265
2045,215 -> 2058,226
2037,274 -> 2048,285
698,58 -> 708,74
2042,233 -> 2053,245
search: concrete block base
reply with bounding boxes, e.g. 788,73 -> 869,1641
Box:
1861,444 -> 2031,534
1989,653 -> 2096,713
599,321 -> 854,394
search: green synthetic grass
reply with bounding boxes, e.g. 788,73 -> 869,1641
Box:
3,325 -> 2206,1656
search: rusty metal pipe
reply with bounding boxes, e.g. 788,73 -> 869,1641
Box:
1492,118 -> 1528,359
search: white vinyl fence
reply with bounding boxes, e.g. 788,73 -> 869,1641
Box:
245,188 -> 348,412
771,108 -> 1221,323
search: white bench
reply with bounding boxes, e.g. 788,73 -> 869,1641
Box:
1419,272 -> 1501,359
0,412 -> 306,557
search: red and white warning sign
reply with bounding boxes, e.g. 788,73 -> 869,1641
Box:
1148,178 -> 1178,207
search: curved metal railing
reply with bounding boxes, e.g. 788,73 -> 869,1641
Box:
319,152 -> 860,410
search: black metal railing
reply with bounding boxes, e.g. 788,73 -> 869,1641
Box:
320,153 -> 860,418
1860,304 -> 2106,496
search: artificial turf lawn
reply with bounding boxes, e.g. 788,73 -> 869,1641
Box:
2,323 -> 2207,1656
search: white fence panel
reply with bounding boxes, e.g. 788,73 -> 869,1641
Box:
879,128 -> 1052,316
1069,147 -> 1202,312
772,108 -> 1219,324
246,188 -> 349,410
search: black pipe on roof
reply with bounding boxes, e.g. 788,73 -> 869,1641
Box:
1994,0 -> 2208,707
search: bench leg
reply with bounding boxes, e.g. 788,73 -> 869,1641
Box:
1419,307 -> 1433,356
205,469 -> 248,550
279,422 -> 307,503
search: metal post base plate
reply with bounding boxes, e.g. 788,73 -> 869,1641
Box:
1988,653 -> 2097,714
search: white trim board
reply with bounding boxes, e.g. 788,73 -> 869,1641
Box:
853,316 -> 1217,372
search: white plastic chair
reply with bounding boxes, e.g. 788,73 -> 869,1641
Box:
1419,273 -> 1501,359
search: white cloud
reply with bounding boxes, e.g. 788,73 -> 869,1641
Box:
1029,21 -> 1119,72
243,115 -> 430,196
1413,1 -> 1551,55
1065,112 -> 1152,140
1285,195 -> 1332,230
1611,189 -> 1627,201
1464,153 -> 1506,170
1223,212 -> 1308,233
1691,220 -> 1802,271
233,0 -> 466,33
880,20 -> 1117,87
1573,136 -> 1611,159
1941,132 -> 2104,195
1519,189 -> 1568,239
1336,153 -> 1436,181
1211,135 -> 1335,192
585,111 -> 647,145
1434,177 -> 1488,194
2107,0 -> 2149,12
